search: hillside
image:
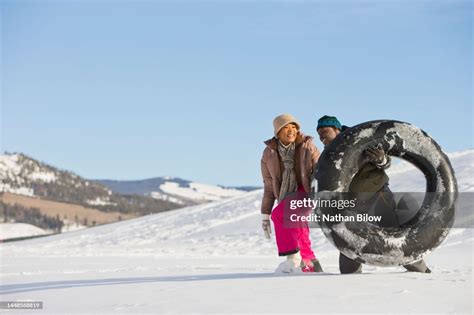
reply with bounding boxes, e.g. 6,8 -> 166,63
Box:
96,177 -> 254,205
0,153 -> 186,231
0,192 -> 136,230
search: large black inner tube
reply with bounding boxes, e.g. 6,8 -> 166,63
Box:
313,120 -> 458,266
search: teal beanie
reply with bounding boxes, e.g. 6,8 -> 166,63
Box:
317,115 -> 342,130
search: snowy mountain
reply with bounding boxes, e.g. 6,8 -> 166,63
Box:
0,150 -> 472,313
0,153 -> 177,209
0,153 -> 184,231
96,177 -> 255,205
0,152 -> 252,208
0,153 -> 57,197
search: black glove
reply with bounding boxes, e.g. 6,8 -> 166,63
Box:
364,144 -> 388,167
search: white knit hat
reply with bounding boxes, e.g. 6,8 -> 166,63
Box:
273,114 -> 301,136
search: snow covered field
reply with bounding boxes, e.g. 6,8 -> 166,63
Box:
0,223 -> 49,240
0,151 -> 472,314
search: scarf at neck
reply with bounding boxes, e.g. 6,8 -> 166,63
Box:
277,140 -> 297,202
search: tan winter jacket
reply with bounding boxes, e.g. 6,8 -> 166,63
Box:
260,133 -> 320,215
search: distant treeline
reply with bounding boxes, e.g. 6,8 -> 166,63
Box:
0,201 -> 63,232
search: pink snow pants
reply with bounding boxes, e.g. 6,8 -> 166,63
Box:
271,185 -> 316,261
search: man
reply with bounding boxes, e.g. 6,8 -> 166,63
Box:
316,115 -> 431,274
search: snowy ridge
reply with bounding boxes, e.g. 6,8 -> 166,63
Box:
0,155 -> 35,196
97,177 -> 251,205
0,153 -> 116,200
0,154 -> 57,197
149,191 -> 186,205
159,181 -> 245,203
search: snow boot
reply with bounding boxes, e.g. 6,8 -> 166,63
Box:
275,252 -> 302,274
301,259 -> 324,273
339,253 -> 362,274
312,259 -> 324,272
404,259 -> 431,273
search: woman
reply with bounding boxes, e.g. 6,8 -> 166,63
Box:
260,114 -> 323,273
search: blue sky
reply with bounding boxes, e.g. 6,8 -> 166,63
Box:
1,0 -> 472,186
